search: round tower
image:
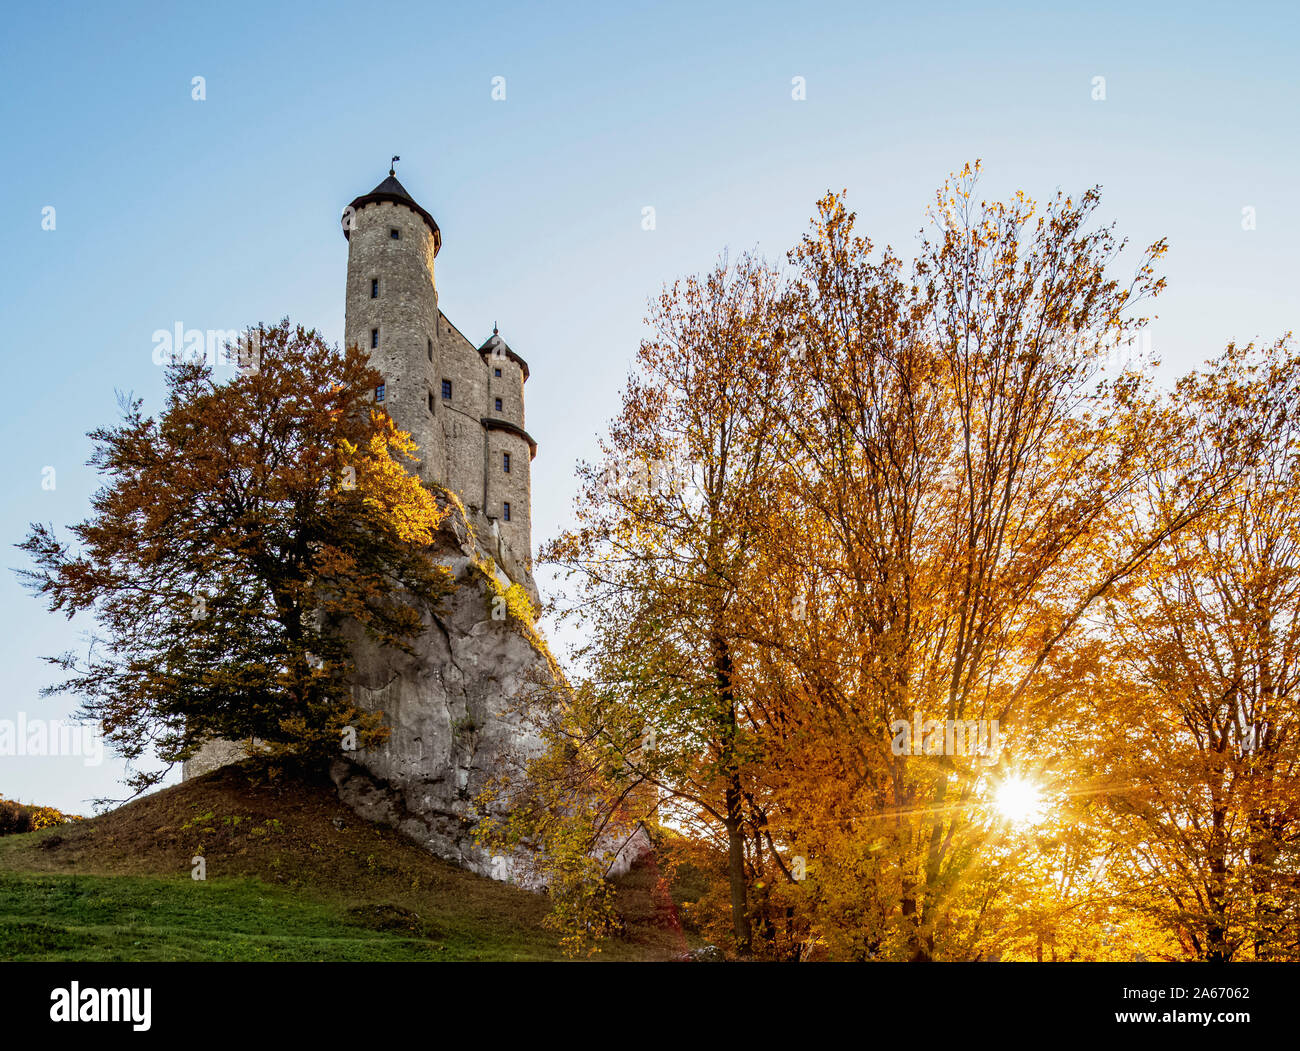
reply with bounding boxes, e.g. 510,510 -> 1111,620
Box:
342,168 -> 444,484
478,328 -> 534,565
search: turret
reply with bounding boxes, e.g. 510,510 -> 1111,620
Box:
341,166 -> 536,578
342,167 -> 444,484
478,328 -> 535,563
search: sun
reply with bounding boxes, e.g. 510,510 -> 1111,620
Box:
993,776 -> 1046,825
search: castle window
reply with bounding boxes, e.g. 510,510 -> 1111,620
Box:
371,278 -> 379,298
389,228 -> 400,239
503,452 -> 511,473
503,501 -> 511,522
427,339 -> 433,362
370,328 -> 379,348
375,383 -> 385,403
441,379 -> 452,400
494,367 -> 502,378
495,397 -> 503,412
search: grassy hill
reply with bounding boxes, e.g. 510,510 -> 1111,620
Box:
0,761 -> 689,962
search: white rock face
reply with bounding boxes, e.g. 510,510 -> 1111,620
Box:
604,823 -> 656,878
186,499 -> 559,883
332,503 -> 556,881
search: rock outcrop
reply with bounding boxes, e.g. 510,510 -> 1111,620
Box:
331,496 -> 557,882
184,495 -> 560,883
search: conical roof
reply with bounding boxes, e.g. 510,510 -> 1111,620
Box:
478,329 -> 530,380
343,173 -> 441,252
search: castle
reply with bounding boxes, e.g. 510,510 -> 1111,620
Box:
342,166 -> 536,591
184,169 -> 650,882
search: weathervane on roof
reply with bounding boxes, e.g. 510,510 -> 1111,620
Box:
390,154 -> 400,176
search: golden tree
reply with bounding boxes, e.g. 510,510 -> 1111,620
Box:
1095,338 -> 1300,960
491,167 -> 1296,962
541,253 -> 790,955
744,167 -> 1217,959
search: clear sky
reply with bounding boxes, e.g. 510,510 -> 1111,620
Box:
2,0 -> 1296,812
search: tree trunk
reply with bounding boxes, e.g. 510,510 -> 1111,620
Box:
713,631 -> 752,955
725,793 -> 752,955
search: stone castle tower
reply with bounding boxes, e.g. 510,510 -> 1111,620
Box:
342,167 -> 537,591
184,171 -> 650,881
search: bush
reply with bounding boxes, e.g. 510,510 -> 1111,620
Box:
0,800 -> 36,836
0,796 -> 78,836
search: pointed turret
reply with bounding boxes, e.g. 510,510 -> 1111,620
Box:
343,172 -> 441,254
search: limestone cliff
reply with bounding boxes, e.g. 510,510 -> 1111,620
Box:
183,494 -> 560,883
330,494 -> 557,882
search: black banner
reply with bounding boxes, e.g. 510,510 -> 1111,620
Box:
1,961 -> 1294,1040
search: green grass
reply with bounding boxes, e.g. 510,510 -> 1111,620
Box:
0,869 -> 566,961
0,762 -> 689,961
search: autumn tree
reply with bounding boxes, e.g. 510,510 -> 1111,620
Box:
18,320 -> 453,794
486,166 -> 1292,962
539,253 -> 790,955
1094,338 -> 1300,960
744,166 -> 1225,960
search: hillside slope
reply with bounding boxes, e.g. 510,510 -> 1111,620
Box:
0,761 -> 687,961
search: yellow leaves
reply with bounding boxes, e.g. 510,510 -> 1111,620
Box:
357,434 -> 444,545
519,176 -> 1300,959
334,419 -> 446,547
0,796 -> 81,832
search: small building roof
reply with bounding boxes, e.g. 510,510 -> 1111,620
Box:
478,330 -> 530,381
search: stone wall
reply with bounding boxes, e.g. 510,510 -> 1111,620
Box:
343,195 -> 534,592
181,736 -> 255,781
482,346 -> 532,561
343,199 -> 445,487
433,315 -> 491,512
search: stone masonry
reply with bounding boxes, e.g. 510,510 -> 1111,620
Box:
182,170 -> 654,883
341,170 -> 536,582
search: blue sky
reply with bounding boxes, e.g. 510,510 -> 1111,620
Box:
1,0 -> 1296,811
